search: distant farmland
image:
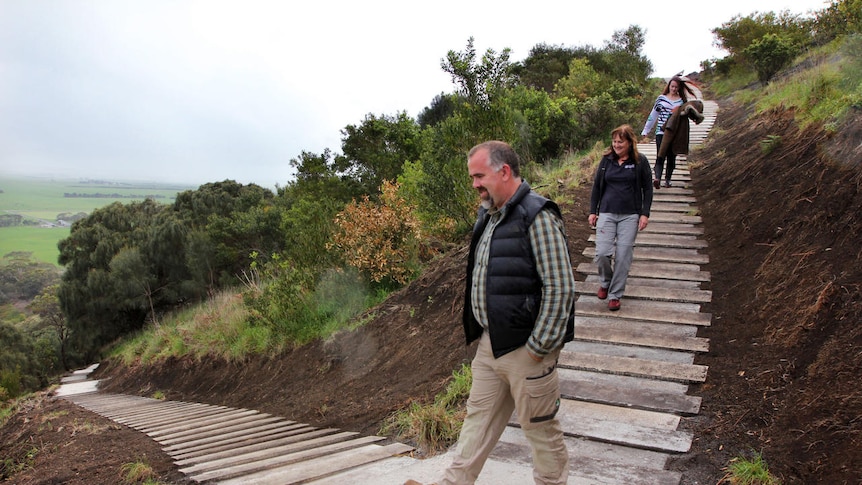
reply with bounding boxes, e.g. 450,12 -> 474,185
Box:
0,176 -> 195,266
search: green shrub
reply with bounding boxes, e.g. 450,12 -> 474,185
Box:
745,34 -> 800,85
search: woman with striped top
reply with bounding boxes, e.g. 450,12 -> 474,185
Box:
640,76 -> 696,188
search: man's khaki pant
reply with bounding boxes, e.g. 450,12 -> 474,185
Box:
441,332 -> 569,484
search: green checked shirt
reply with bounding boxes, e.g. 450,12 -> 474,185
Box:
470,205 -> 576,357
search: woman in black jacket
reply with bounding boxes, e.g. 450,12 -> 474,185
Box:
588,124 -> 653,311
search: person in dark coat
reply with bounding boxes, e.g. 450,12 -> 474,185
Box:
658,100 -> 705,159
640,75 -> 697,188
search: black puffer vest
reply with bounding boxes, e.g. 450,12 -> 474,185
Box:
463,182 -> 575,358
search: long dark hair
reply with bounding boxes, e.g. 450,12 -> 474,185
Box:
663,75 -> 697,102
603,124 -> 640,163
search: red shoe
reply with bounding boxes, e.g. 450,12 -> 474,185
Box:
608,299 -> 621,311
653,179 -> 660,189
597,287 -> 608,300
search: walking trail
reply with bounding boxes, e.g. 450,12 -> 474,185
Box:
58,93 -> 718,485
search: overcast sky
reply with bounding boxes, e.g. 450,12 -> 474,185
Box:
0,0 -> 827,189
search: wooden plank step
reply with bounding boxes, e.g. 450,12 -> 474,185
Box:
649,202 -> 699,213
517,400 -> 692,453
588,232 -> 707,249
576,261 -> 710,282
181,432 -> 378,481
493,429 -> 684,484
96,400 -> 214,420
142,409 -> 263,436
639,222 -> 703,235
649,201 -> 703,213
176,430 -> 359,467
168,423 -> 315,459
577,280 -> 712,304
558,368 -> 701,415
309,428 -> 683,485
583,247 -> 708,265
156,415 -> 285,442
169,427 -> 330,459
152,415 -> 283,445
653,194 -> 697,204
559,351 -> 708,384
566,341 -> 694,365
575,297 -> 711,326
115,404 -> 232,426
584,274 -> 703,290
216,443 -> 415,485
573,315 -> 709,353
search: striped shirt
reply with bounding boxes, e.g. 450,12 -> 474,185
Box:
642,95 -> 684,136
470,206 -> 576,357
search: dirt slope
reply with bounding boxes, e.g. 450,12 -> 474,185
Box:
2,96 -> 860,485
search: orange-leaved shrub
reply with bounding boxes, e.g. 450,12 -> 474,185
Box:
329,181 -> 425,285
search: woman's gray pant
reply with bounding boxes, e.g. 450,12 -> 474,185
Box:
594,213 -> 639,300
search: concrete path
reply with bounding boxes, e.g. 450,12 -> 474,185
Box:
59,97 -> 719,484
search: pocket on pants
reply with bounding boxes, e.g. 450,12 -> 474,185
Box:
524,367 -> 560,424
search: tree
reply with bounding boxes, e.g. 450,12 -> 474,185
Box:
712,10 -> 813,65
813,0 -> 862,44
284,149 -> 360,204
744,33 -> 800,85
58,199 -> 165,355
513,43 -> 577,93
417,93 -> 458,128
601,25 -> 653,82
554,58 -> 602,101
0,252 -> 61,303
336,112 -> 421,196
0,321 -> 44,396
27,284 -> 70,371
279,195 -> 342,275
442,37 -> 514,107
108,247 -> 161,326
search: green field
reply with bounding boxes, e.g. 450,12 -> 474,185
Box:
0,225 -> 70,265
0,176 -> 196,266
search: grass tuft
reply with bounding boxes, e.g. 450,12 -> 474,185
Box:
380,363 -> 471,455
120,459 -> 155,484
722,451 -> 781,485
